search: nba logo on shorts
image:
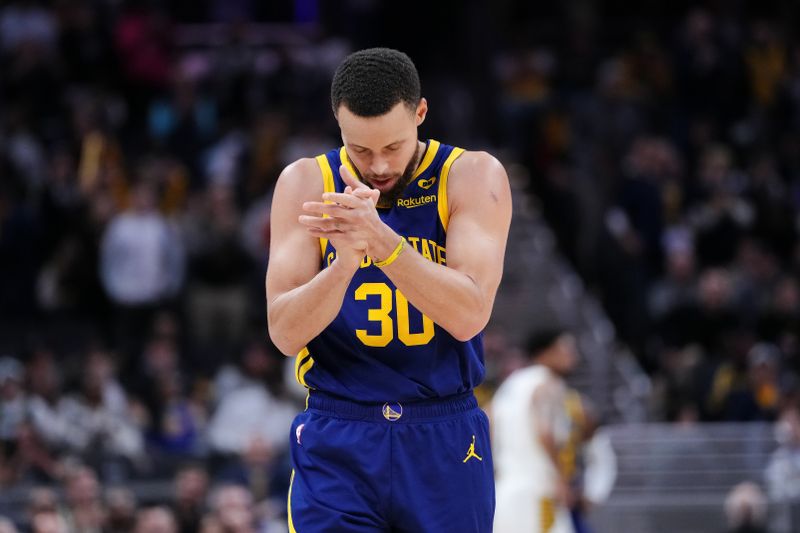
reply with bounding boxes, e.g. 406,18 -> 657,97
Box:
296,424 -> 305,445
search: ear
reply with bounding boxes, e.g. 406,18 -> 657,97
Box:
415,98 -> 428,126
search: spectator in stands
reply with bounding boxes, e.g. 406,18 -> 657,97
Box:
212,337 -> 284,402
0,517 -> 17,533
127,332 -> 183,401
27,349 -> 70,449
205,484 -> 256,533
765,404 -> 800,502
757,276 -> 800,373
100,179 -> 185,362
147,69 -> 218,179
722,481 -> 770,533
0,356 -> 26,484
731,238 -> 781,327
692,268 -> 741,359
113,0 -> 173,131
1,419 -> 62,485
649,228 -> 698,334
58,465 -> 104,533
171,464 -> 209,533
0,0 -> 56,47
56,350 -> 144,478
215,434 -> 291,525
206,341 -> 295,459
124,331 -> 208,467
198,516 -> 223,533
105,487 -> 137,532
133,506 -> 178,533
21,487 -> 69,533
0,1 -> 60,136
26,486 -> 59,530
29,511 -> 68,533
707,342 -> 781,422
143,370 -> 206,458
183,184 -> 252,360
691,145 -> 751,268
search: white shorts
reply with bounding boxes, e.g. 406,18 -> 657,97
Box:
494,482 -> 575,533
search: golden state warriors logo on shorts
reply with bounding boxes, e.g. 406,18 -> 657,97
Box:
382,402 -> 403,421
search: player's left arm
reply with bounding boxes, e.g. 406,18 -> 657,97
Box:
377,151 -> 512,340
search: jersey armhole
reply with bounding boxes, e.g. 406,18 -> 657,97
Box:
314,154 -> 336,258
437,147 -> 465,231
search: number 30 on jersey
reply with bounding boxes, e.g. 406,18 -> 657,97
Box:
354,282 -> 434,347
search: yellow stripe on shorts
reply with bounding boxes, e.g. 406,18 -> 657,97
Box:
287,469 -> 297,532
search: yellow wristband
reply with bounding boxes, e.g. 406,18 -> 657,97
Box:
372,237 -> 406,268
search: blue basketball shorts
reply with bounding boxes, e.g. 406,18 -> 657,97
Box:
287,390 -> 495,532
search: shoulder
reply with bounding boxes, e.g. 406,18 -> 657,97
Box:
529,367 -> 560,394
446,150 -> 511,210
448,150 -> 508,187
498,366 -> 537,394
273,157 -> 324,203
276,157 -> 324,190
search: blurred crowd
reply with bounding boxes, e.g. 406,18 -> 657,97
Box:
3,0 -> 800,530
496,3 -> 800,426
0,326 -> 301,531
0,462 -> 294,533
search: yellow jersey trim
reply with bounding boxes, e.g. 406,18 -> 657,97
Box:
438,147 -> 465,231
294,348 -> 307,384
540,497 -> 555,532
339,140 -> 441,185
288,469 -> 297,533
314,155 -> 336,259
339,147 -> 358,182
413,139 -> 440,178
294,347 -> 314,388
298,358 -> 314,387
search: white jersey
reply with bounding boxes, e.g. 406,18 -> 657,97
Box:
492,364 -> 575,533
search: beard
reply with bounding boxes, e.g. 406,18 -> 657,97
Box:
350,143 -> 422,208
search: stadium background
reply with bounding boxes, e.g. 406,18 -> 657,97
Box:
1,0 -> 800,531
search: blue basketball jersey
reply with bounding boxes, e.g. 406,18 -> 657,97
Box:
294,139 -> 486,402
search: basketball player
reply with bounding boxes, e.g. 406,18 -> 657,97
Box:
491,329 -> 579,533
265,48 -> 512,532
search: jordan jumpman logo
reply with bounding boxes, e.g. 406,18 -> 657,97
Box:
463,435 -> 483,463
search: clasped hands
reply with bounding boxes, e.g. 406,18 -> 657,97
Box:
299,165 -> 397,269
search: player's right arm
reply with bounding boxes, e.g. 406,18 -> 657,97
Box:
266,158 -> 362,356
531,381 -> 572,505
531,382 -> 560,460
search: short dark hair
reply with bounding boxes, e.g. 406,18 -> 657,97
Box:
525,328 -> 567,360
331,47 -> 421,117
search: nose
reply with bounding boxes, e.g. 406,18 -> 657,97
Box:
370,157 -> 389,176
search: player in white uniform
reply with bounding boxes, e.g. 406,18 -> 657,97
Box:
491,329 -> 579,533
